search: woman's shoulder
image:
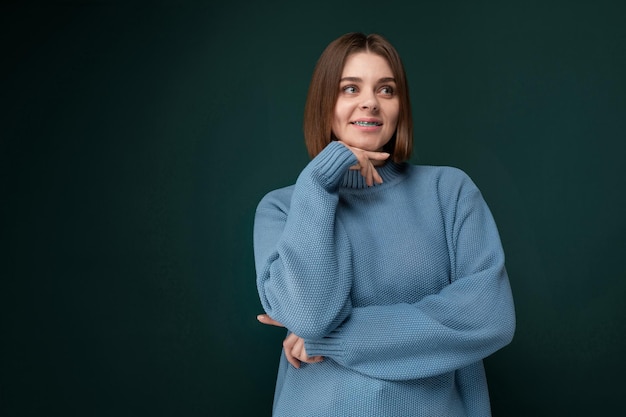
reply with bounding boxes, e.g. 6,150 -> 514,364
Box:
256,184 -> 296,213
406,164 -> 482,202
409,164 -> 475,186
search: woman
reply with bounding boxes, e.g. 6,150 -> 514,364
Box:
254,32 -> 515,416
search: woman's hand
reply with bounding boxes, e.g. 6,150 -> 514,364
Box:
338,141 -> 390,186
257,314 -> 324,369
281,332 -> 324,369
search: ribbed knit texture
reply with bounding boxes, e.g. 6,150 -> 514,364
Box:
254,141 -> 516,416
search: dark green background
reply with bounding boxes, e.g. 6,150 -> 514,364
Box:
2,1 -> 625,415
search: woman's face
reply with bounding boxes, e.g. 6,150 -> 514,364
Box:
332,52 -> 400,152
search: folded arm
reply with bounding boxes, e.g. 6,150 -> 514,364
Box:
254,142 -> 358,339
304,178 -> 516,380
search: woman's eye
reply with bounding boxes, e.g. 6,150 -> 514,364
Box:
342,85 -> 358,94
379,86 -> 394,95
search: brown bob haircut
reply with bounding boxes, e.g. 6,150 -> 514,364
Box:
303,32 -> 413,162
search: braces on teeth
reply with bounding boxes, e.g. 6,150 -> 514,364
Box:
352,121 -> 381,126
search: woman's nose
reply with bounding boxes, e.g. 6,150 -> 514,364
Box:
360,98 -> 379,112
359,91 -> 379,112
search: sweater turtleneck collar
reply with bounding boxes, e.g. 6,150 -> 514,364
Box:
340,161 -> 407,190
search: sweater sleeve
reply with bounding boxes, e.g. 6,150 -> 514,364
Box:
305,172 -> 516,380
254,141 -> 358,340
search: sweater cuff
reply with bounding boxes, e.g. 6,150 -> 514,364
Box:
305,336 -> 345,359
303,141 -> 357,191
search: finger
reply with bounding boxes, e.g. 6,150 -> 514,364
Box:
283,333 -> 298,349
295,338 -> 318,364
372,167 -> 384,184
291,337 -> 324,365
362,163 -> 374,187
284,348 -> 301,369
366,151 -> 391,161
301,354 -> 324,364
291,337 -> 306,362
283,334 -> 301,369
358,159 -> 369,179
256,314 -> 284,327
340,141 -> 389,160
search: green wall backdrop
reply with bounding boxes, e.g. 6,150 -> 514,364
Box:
2,1 -> 625,415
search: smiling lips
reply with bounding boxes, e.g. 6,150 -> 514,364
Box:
351,119 -> 383,127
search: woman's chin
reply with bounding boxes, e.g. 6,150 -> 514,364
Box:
341,141 -> 386,152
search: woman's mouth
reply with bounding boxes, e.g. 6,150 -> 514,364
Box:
351,121 -> 382,127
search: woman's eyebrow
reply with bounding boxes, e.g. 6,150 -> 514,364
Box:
339,76 -> 396,83
340,77 -> 362,82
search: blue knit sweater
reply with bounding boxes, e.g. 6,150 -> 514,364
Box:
254,141 -> 515,416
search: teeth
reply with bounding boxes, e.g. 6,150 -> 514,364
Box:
353,121 -> 380,126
